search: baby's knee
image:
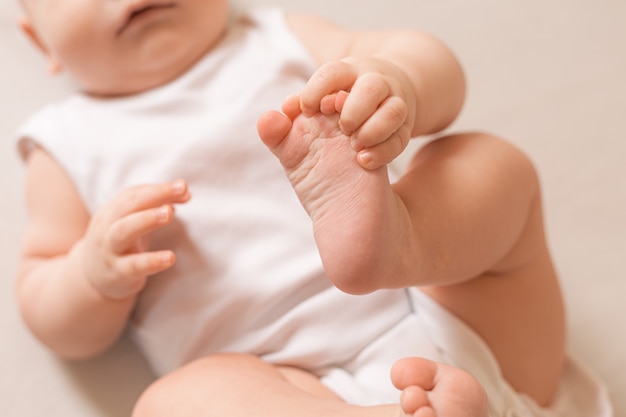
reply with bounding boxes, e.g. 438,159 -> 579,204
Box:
420,131 -> 541,195
131,374 -> 174,417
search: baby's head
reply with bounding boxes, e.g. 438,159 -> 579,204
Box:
19,0 -> 230,96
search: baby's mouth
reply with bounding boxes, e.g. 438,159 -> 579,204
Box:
116,3 -> 176,36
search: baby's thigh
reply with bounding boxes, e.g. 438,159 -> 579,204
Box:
421,255 -> 565,407
277,365 -> 343,400
410,132 -> 565,405
131,353 -> 341,417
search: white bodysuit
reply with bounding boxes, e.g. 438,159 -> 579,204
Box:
16,7 -> 612,417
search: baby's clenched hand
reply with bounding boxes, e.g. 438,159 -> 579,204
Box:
299,57 -> 417,169
77,180 -> 191,300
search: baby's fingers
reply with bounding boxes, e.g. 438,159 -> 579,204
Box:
350,95 -> 408,151
357,124 -> 412,170
109,205 -> 175,254
117,250 -> 175,279
339,73 -> 391,136
102,251 -> 175,299
301,61 -> 357,115
107,180 -> 190,221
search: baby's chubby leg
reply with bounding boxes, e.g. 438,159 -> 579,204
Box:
132,353 -> 401,417
258,95 -> 411,294
259,100 -> 565,406
132,353 -> 488,417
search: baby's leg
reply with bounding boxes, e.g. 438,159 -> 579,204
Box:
391,357 -> 489,417
259,105 -> 565,406
397,134 -> 566,406
131,353 -> 399,417
132,353 -> 488,417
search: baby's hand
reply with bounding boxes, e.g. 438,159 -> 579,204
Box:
300,57 -> 417,169
77,180 -> 191,300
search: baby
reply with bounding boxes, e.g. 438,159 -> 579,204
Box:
14,0 -> 609,415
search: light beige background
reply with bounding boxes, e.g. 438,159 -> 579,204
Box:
1,0 -> 624,416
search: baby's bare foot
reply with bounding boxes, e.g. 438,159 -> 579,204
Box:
391,357 -> 489,417
257,98 -> 402,293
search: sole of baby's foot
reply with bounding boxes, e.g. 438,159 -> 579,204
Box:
257,108 -> 401,294
391,358 -> 489,417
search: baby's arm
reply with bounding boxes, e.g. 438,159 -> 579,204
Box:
17,148 -> 190,359
287,14 -> 466,169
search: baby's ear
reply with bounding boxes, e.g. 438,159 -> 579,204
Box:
18,16 -> 46,53
18,16 -> 63,74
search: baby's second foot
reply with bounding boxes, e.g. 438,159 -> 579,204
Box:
257,98 -> 403,293
391,357 -> 489,417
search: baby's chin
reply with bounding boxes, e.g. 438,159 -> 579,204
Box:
77,58 -> 194,98
79,36 -> 219,97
